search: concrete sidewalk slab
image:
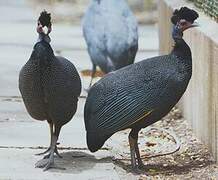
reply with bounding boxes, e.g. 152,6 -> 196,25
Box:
0,98 -> 87,148
0,149 -> 119,180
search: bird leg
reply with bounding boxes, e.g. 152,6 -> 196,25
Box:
134,134 -> 145,169
88,64 -> 96,89
35,125 -> 65,171
42,146 -> 62,159
35,122 -> 53,156
36,147 -> 51,156
35,122 -> 62,158
129,133 -> 137,169
129,129 -> 145,174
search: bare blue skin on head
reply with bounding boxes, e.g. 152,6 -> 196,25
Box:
172,25 -> 183,40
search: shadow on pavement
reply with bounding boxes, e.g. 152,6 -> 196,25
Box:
48,151 -> 113,174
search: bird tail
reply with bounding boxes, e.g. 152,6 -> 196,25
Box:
86,131 -> 110,152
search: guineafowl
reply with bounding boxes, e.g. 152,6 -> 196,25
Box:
84,7 -> 198,173
19,11 -> 81,171
83,0 -> 138,88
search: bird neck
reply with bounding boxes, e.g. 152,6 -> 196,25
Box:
171,25 -> 192,63
30,40 -> 54,68
172,38 -> 192,60
38,42 -> 54,72
37,33 -> 51,43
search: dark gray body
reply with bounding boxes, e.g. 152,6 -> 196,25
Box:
83,0 -> 138,73
19,41 -> 81,126
84,39 -> 192,152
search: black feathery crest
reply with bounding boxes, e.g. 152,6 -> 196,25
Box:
38,10 -> 51,27
171,7 -> 199,25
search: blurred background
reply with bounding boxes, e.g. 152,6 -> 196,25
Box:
23,0 -> 160,90
0,0 -> 159,96
29,0 -> 158,24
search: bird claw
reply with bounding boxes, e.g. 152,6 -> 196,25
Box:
131,166 -> 146,175
43,153 -> 50,159
35,142 -> 60,156
43,162 -> 66,171
35,158 -> 65,171
36,146 -> 62,159
55,147 -> 62,158
43,151 -> 62,159
35,158 -> 50,168
138,162 -> 146,170
35,147 -> 51,156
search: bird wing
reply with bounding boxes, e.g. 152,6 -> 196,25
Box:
105,6 -> 138,67
82,1 -> 138,71
84,60 -> 174,135
82,4 -> 108,68
41,57 -> 81,123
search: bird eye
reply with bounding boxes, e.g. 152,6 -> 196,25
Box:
180,21 -> 187,26
179,20 -> 187,26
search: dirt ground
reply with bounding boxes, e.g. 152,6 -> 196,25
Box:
110,108 -> 218,179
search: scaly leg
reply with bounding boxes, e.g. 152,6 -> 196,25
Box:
42,146 -> 62,159
129,133 -> 137,170
129,129 -> 145,174
35,125 -> 65,171
35,122 -> 53,156
35,122 -> 62,158
134,133 -> 144,169
88,64 -> 96,90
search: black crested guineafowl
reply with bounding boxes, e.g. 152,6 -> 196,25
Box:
83,0 -> 138,88
19,11 -> 81,171
84,7 -> 198,173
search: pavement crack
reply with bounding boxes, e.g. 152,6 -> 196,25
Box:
0,95 -> 87,101
0,145 -> 109,151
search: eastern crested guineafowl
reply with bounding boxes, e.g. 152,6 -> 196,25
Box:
84,7 -> 198,172
19,11 -> 81,171
83,0 -> 138,88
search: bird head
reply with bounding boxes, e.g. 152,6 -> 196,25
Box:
37,10 -> 52,35
171,7 -> 199,39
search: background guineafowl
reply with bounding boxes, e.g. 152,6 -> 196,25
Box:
19,11 -> 81,171
82,0 -> 138,88
84,7 -> 198,173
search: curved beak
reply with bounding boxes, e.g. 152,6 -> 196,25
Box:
183,22 -> 199,31
189,22 -> 199,28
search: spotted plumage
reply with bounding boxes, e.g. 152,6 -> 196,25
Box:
19,11 -> 81,171
84,7 -> 199,172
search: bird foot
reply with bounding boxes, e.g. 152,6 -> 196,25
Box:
35,158 -> 65,171
131,166 -> 146,175
138,163 -> 146,170
36,146 -> 62,158
54,147 -> 62,158
35,142 -> 60,156
35,147 -> 51,156
131,162 -> 147,175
